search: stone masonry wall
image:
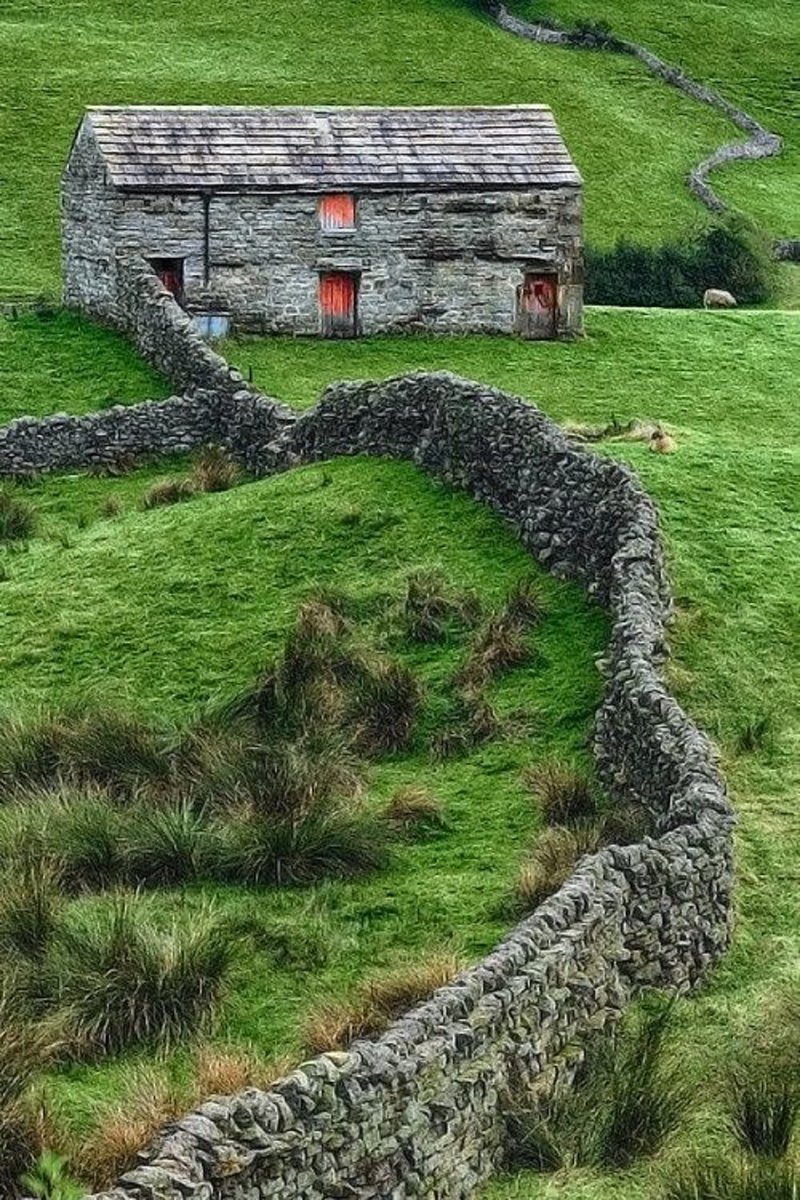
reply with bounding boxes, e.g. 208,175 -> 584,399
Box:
1,275 -> 733,1198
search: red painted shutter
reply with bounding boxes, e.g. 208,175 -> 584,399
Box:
320,194 -> 356,231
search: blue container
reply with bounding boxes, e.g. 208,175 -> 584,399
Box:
191,312 -> 231,340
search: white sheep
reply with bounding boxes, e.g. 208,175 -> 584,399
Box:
703,288 -> 737,309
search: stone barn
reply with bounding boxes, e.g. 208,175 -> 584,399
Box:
62,105 -> 583,339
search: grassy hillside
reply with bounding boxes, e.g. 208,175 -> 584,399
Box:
0,0 -> 782,297
0,457 -> 606,1154
516,0 -> 799,239
0,310 -> 166,423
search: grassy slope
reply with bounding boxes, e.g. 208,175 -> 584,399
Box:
517,0 -> 799,240
8,458 -> 605,1128
0,0 -> 755,297
218,310 -> 800,1197
0,310 -> 166,423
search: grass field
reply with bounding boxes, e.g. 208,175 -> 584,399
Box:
2,0 -> 792,298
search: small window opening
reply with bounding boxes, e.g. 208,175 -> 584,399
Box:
149,257 -> 184,302
319,194 -> 357,232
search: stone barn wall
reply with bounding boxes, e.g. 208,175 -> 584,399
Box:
0,270 -> 733,1200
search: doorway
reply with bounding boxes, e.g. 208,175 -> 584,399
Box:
516,273 -> 557,340
149,258 -> 185,303
319,271 -> 358,338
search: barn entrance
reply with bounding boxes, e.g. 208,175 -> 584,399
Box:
149,258 -> 185,303
516,272 -> 557,340
319,271 -> 358,338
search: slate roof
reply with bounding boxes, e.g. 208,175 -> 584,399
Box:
80,105 -> 581,192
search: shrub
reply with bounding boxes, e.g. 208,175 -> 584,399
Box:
303,952 -> 462,1054
585,216 -> 775,308
523,760 -> 597,826
56,897 -> 234,1057
190,443 -> 240,493
728,1071 -> 799,1157
141,477 -> 196,509
0,488 -> 38,542
384,786 -> 445,836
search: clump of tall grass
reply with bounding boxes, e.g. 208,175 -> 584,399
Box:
349,659 -> 422,755
399,569 -> 481,643
663,1159 -> 800,1200
303,952 -> 462,1054
0,987 -> 55,1197
141,477 -> 196,509
190,443 -> 240,494
506,998 -> 688,1172
0,704 -> 173,796
513,823 -> 601,913
728,1070 -> 799,1158
384,786 -> 445,837
523,760 -> 597,826
22,1151 -> 83,1200
458,578 -> 543,690
0,488 -> 38,542
429,685 -> 501,760
56,897 -> 234,1057
0,861 -> 63,962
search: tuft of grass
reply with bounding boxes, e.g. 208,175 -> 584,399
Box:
0,861 -> 63,961
0,489 -> 38,543
123,799 -> 211,887
736,714 -> 778,755
513,823 -> 601,913
384,786 -> 445,837
56,897 -> 234,1057
141,477 -> 196,509
190,443 -> 241,494
98,495 -> 122,520
506,998 -> 688,1173
399,568 -> 481,643
523,760 -> 598,827
663,1159 -> 800,1200
349,659 -> 423,756
303,951 -> 463,1054
728,1071 -> 799,1158
22,1151 -> 84,1200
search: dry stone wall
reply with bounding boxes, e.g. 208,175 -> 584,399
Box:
2,272 -> 734,1199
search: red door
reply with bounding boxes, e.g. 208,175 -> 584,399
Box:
517,273 -> 557,340
319,272 -> 357,338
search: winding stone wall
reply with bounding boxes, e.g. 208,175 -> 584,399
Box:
0,271 -> 734,1199
481,2 -> 787,241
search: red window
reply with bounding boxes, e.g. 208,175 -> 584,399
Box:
319,194 -> 357,232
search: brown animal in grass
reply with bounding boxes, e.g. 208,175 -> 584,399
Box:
650,428 -> 677,454
703,288 -> 737,309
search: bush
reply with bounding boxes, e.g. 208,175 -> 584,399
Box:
585,216 -> 774,308
303,952 -> 462,1054
0,488 -> 37,542
56,897 -> 233,1057
523,760 -> 597,826
141,477 -> 196,509
728,1071 -> 799,1157
190,443 -> 240,493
